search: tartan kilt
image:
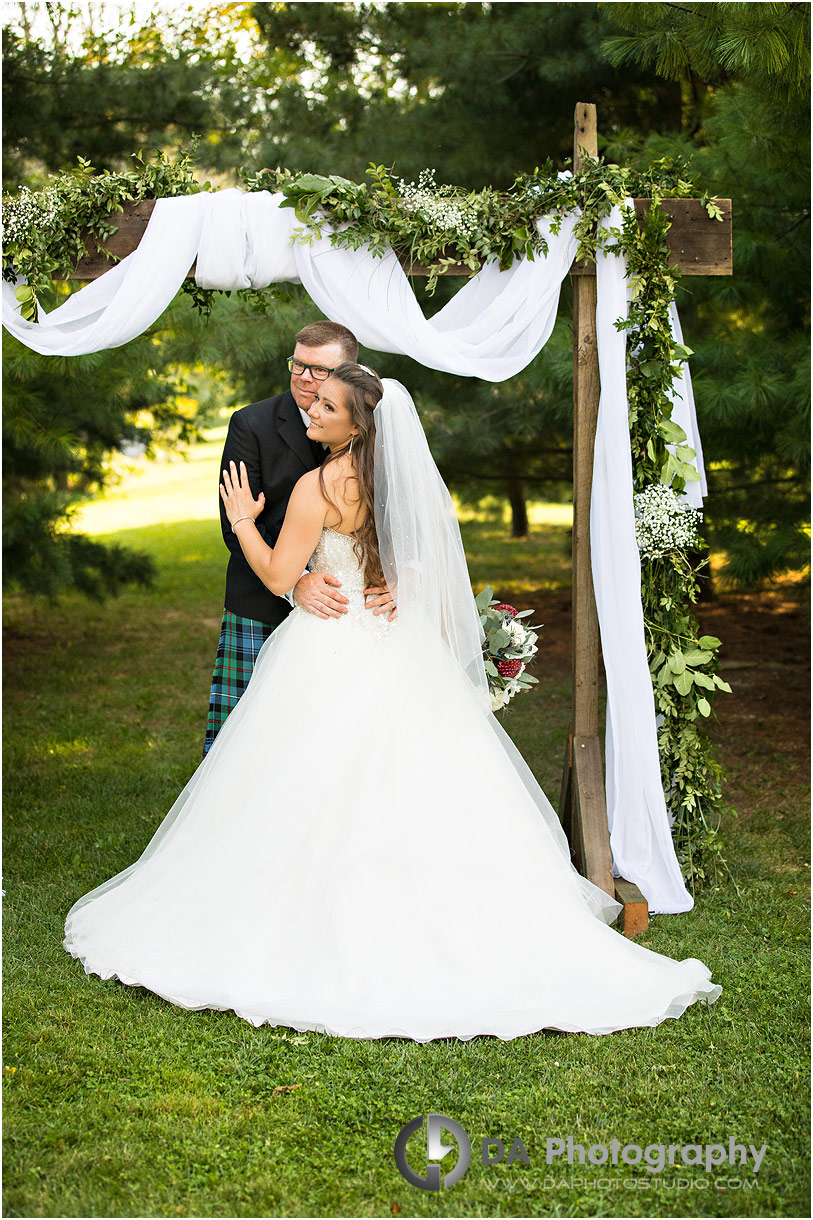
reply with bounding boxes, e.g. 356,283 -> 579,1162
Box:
203,610 -> 278,756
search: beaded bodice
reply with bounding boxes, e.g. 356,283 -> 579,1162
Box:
303,528 -> 394,635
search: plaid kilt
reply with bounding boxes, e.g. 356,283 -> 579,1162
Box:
203,610 -> 277,757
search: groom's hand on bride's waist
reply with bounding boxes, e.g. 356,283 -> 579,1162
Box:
364,586 -> 398,622
293,572 -> 349,619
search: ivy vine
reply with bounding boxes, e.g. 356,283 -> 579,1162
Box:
1,150 -> 731,887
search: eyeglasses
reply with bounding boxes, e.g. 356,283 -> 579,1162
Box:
287,356 -> 335,381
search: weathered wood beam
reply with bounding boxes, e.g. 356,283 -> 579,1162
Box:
558,101 -> 650,937
66,195 -> 733,280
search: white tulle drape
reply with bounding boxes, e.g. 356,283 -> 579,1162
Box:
374,379 -> 491,705
2,188 -> 708,914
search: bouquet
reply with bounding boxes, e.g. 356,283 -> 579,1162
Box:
475,586 -> 541,712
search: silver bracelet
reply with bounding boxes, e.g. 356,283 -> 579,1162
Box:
231,515 -> 255,533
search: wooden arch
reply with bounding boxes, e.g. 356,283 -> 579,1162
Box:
65,103 -> 734,936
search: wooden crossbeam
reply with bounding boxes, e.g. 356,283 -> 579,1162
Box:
66,194 -> 732,281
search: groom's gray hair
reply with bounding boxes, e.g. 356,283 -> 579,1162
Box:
295,321 -> 359,362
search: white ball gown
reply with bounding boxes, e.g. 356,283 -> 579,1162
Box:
63,526 -> 722,1041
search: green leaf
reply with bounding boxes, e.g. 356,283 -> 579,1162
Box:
475,586 -> 494,611
657,419 -> 688,444
712,675 -> 732,693
291,174 -> 335,193
674,668 -> 694,696
683,649 -> 712,665
692,671 -> 715,690
672,342 -> 694,361
667,649 -> 686,674
697,696 -> 711,717
698,635 -> 722,649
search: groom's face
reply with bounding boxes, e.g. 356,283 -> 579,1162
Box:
290,342 -> 347,411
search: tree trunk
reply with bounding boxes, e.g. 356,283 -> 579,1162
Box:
689,544 -> 716,602
505,474 -> 529,538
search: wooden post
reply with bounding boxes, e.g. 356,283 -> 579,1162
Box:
558,103 -> 649,935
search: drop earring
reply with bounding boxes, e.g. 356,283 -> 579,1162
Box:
348,434 -> 355,457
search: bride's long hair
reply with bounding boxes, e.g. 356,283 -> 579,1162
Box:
317,362 -> 385,588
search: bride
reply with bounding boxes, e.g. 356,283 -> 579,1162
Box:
63,364 -> 721,1042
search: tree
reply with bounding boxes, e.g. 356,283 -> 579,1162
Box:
249,1 -> 682,183
1,287 -> 242,598
602,2 -> 810,588
1,3 -> 272,596
2,4 -> 268,188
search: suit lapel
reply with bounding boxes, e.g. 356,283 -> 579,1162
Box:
277,391 -> 318,470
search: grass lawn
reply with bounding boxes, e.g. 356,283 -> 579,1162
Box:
3,435 -> 809,1218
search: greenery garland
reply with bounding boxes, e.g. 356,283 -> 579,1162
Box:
1,151 -> 731,886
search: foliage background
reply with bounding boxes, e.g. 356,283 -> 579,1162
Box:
2,0 -> 809,597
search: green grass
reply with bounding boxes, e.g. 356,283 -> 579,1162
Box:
3,441 -> 809,1218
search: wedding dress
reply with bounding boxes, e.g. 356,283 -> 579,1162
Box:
63,380 -> 721,1041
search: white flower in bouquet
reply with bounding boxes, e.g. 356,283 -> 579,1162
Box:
490,679 -> 521,712
634,482 -> 702,560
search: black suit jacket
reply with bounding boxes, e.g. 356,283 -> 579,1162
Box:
219,390 -> 324,624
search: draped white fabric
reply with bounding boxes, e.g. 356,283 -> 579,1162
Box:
594,207 -> 694,913
1,187 -> 707,913
668,301 -> 708,508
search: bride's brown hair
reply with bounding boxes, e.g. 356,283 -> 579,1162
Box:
317,362 -> 385,588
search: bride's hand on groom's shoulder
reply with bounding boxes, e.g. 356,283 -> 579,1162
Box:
364,586 -> 398,622
219,460 -> 265,524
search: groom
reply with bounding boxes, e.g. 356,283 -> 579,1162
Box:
203,320 -> 394,755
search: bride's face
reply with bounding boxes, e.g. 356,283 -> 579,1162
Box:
306,377 -> 358,452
